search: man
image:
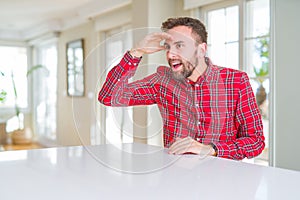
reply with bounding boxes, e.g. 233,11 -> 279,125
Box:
98,17 -> 265,160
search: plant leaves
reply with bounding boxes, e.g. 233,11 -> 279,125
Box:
0,90 -> 7,102
26,65 -> 49,77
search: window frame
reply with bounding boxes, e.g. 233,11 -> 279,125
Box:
103,24 -> 134,144
194,0 -> 271,166
199,0 -> 245,71
32,39 -> 58,144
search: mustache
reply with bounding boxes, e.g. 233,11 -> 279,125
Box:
168,59 -> 182,64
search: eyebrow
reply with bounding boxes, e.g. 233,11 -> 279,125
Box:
174,41 -> 185,45
164,41 -> 185,46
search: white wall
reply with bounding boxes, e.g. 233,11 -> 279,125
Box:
57,22 -> 96,146
272,0 -> 300,171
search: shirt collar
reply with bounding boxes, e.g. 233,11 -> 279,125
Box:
186,56 -> 217,85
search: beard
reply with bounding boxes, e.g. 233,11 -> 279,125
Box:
171,61 -> 196,81
168,50 -> 199,81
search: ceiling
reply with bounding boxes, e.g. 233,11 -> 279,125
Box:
0,0 -> 130,41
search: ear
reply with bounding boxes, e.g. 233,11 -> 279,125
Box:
197,43 -> 207,57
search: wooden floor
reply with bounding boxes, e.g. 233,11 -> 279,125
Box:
2,143 -> 43,151
0,129 -> 43,151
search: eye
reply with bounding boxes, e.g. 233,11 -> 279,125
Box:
164,43 -> 170,50
176,43 -> 184,49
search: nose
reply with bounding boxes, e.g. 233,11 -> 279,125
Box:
166,47 -> 179,59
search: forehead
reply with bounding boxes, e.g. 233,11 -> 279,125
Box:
165,26 -> 196,44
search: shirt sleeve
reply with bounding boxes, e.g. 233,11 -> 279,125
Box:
213,72 -> 265,160
98,51 -> 159,106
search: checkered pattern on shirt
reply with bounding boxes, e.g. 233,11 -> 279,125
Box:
98,51 -> 265,160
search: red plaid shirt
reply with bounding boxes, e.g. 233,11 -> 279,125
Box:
99,52 -> 265,160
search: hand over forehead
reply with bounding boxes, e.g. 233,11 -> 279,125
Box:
145,32 -> 173,45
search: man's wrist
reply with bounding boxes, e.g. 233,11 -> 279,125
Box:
129,48 -> 143,58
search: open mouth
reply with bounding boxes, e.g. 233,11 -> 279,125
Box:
170,60 -> 183,70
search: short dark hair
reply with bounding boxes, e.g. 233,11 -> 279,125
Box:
161,17 -> 208,44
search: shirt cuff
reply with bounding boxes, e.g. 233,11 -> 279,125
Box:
213,142 -> 236,159
126,51 -> 142,62
118,51 -> 142,71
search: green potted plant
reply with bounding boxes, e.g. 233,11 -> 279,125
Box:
0,71 -> 8,144
254,36 -> 269,116
0,71 -> 7,103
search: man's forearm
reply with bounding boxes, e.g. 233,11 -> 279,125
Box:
98,51 -> 140,106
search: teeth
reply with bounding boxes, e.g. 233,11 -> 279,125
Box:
173,63 -> 182,69
169,59 -> 182,69
172,62 -> 181,66
170,60 -> 181,65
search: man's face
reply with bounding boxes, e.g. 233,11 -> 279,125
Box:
164,26 -> 199,81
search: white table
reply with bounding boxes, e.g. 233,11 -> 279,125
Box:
0,143 -> 299,200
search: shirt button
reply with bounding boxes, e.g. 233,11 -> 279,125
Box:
195,104 -> 199,107
128,62 -> 132,65
117,79 -> 120,81
195,84 -> 199,87
197,121 -> 200,125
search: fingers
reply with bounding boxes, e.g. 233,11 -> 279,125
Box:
134,32 -> 173,54
168,137 -> 214,156
151,32 -> 173,41
168,137 -> 198,155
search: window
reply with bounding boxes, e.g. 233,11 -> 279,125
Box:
200,0 -> 270,165
0,46 -> 28,109
104,25 -> 133,144
33,43 -> 57,140
207,5 -> 239,69
0,45 -> 28,131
